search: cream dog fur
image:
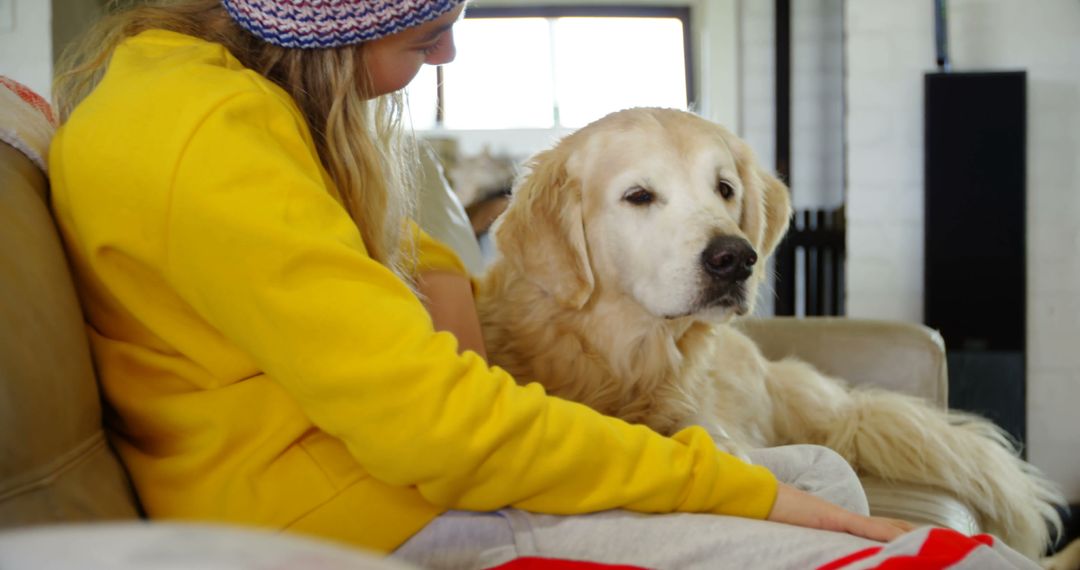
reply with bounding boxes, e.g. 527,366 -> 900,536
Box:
476,107 -> 1065,559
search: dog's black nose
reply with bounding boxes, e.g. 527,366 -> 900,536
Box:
701,236 -> 757,282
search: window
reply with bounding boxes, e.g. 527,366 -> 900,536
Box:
406,7 -> 692,131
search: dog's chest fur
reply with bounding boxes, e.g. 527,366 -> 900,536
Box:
477,270 -> 776,447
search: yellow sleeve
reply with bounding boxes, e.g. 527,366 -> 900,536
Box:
164,89 -> 778,519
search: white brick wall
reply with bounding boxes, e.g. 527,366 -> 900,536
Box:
846,0 -> 1080,501
739,0 -> 844,210
845,0 -> 933,321
738,0 -> 776,171
791,0 -> 844,211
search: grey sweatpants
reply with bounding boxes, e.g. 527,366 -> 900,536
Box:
391,444 -> 876,570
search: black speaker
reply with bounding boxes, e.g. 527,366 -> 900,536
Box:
924,71 -> 1027,447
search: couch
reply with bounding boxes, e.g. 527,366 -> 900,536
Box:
0,103 -> 980,554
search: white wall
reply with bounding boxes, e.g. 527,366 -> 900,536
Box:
738,0 -> 844,211
0,0 -> 52,99
738,0 -> 776,176
844,1 -> 930,321
791,0 -> 844,211
0,0 -> 102,101
846,0 -> 1080,501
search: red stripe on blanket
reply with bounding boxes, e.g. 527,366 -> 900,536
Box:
0,76 -> 57,126
486,557 -> 650,570
875,529 -> 987,570
878,528 -> 988,568
819,529 -> 996,570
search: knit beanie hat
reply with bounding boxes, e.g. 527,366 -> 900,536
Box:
221,0 -> 466,49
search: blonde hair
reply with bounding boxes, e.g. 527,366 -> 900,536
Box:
53,0 -> 418,282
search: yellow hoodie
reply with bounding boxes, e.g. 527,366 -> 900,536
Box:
48,30 -> 777,552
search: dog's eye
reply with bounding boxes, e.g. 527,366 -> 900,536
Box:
623,187 -> 655,206
717,180 -> 736,201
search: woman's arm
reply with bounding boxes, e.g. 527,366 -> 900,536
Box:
769,483 -> 914,541
417,270 -> 487,359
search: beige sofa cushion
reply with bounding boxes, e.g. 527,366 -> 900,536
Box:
0,142 -> 140,525
737,317 -> 948,406
861,477 -> 980,535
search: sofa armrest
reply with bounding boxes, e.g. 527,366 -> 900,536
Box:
734,317 -> 948,407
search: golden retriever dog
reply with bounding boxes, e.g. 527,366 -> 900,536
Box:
475,107 -> 1065,559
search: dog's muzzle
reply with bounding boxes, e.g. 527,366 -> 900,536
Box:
699,236 -> 757,312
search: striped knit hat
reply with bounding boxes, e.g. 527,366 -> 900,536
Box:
221,0 -> 466,49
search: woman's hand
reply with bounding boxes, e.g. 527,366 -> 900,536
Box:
767,483 -> 915,542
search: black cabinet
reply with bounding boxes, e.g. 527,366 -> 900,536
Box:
924,71 -> 1027,449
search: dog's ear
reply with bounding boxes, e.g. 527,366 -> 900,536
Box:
492,147 -> 595,309
735,147 -> 791,315
736,147 -> 792,262
753,167 -> 792,261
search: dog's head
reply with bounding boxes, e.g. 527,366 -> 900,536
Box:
493,108 -> 791,322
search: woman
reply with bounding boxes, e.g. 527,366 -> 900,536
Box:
50,1 -> 909,567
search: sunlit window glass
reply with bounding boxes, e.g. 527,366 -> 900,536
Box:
441,18 -> 555,129
553,17 -> 687,128
405,15 -> 689,131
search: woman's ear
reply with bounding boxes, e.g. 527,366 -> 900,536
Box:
492,147 -> 594,309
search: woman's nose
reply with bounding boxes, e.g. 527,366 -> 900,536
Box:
425,32 -> 457,66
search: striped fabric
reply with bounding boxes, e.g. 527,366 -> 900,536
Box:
0,76 -> 57,173
221,0 -> 465,49
817,528 -> 1038,570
